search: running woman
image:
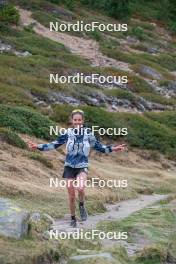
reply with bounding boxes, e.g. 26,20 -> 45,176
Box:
28,109 -> 127,227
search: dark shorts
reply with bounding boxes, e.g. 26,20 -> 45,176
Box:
63,166 -> 88,179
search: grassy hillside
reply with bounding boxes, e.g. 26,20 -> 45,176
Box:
0,1 -> 176,264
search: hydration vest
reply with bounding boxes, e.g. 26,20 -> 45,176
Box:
66,128 -> 91,157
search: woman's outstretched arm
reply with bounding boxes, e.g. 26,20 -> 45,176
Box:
89,134 -> 126,153
28,133 -> 68,151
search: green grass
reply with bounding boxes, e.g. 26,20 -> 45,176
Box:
97,199 -> 176,264
51,104 -> 176,158
104,89 -> 137,103
27,152 -> 54,168
144,111 -> 176,130
0,127 -> 27,149
140,92 -> 176,106
0,5 -> 19,25
0,105 -> 56,140
101,45 -> 175,77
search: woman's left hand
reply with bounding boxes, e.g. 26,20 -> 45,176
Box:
112,144 -> 127,152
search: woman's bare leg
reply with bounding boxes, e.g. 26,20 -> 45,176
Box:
76,172 -> 88,221
66,179 -> 76,216
76,172 -> 87,202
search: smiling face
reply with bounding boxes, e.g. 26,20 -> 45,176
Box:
72,113 -> 84,128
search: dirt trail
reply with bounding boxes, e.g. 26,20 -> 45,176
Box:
17,8 -> 132,72
52,194 -> 168,231
52,194 -> 168,258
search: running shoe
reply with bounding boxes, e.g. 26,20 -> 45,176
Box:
79,204 -> 88,221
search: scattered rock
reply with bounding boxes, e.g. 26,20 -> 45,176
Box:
160,81 -> 176,98
147,47 -> 159,54
137,96 -> 171,111
14,51 -> 32,57
126,36 -> 139,45
0,41 -> 12,53
32,89 -> 171,113
48,92 -> 81,106
0,198 -> 29,239
111,104 -> 118,111
30,212 -> 41,222
144,79 -> 176,100
0,40 -> 32,57
139,65 -> 163,80
42,230 -> 50,240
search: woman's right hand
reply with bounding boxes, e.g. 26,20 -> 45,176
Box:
28,141 -> 38,150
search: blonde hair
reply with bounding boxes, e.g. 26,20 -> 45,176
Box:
71,109 -> 84,119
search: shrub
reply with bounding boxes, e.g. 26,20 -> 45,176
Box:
28,152 -> 53,168
80,0 -> 131,20
0,105 -> 56,140
131,26 -> 147,41
51,104 -> 176,157
0,127 -> 27,149
0,5 -> 19,25
104,89 -> 137,104
144,111 -> 176,130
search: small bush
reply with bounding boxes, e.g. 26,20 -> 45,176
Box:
52,104 -> 74,123
80,0 -> 131,20
0,5 -> 19,25
136,246 -> 167,263
145,111 -> 176,131
0,127 -> 27,149
28,152 -> 53,168
104,89 -> 137,104
0,105 -> 56,140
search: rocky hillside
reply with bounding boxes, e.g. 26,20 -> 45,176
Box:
0,1 -> 176,264
0,0 -> 176,158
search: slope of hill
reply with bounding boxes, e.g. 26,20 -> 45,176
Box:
0,1 -> 176,264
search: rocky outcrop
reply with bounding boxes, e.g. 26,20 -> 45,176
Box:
31,89 -> 173,112
0,198 -> 29,239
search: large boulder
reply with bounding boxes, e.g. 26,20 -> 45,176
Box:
0,198 -> 29,239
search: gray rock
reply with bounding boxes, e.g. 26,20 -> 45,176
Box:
48,92 -> 80,106
0,41 -> 12,53
111,104 -> 118,111
0,198 -> 29,239
159,81 -> 176,98
86,97 -> 99,106
14,51 -> 32,57
35,100 -> 48,107
147,47 -> 159,54
30,212 -> 41,222
0,40 -> 32,57
139,65 -> 163,80
126,36 -> 139,45
145,79 -> 176,99
42,230 -> 50,240
137,96 -> 171,111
